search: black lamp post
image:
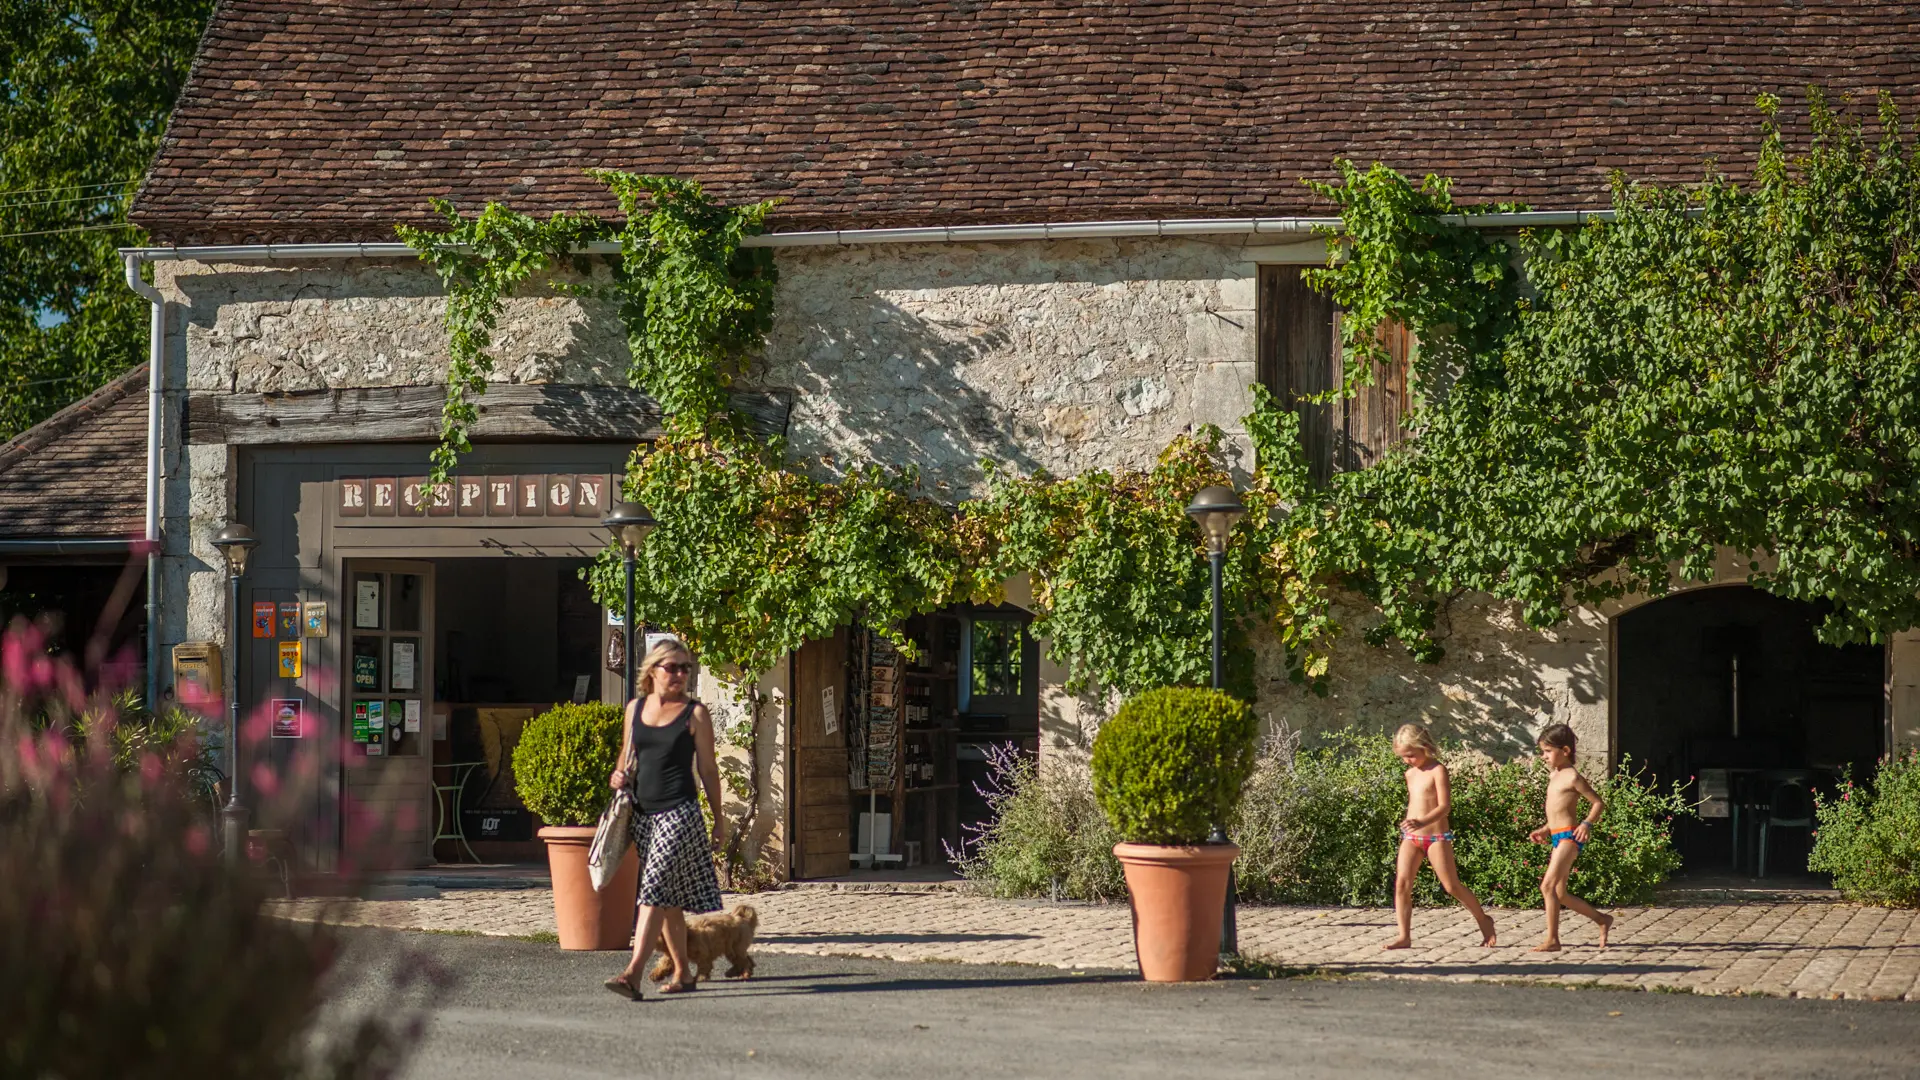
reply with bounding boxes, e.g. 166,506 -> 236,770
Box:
210,521 -> 259,866
1185,484 -> 1245,958
601,501 -> 655,705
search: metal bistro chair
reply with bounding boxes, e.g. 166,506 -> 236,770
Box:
432,761 -> 489,864
1757,775 -> 1815,879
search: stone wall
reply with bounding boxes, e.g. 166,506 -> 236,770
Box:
756,236 -> 1270,497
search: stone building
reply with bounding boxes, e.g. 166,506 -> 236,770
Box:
123,1 -> 1920,878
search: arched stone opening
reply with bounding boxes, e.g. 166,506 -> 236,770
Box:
1612,584 -> 1884,874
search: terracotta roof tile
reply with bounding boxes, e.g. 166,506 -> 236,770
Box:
132,1 -> 1920,243
0,367 -> 148,542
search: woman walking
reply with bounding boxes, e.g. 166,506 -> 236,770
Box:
604,639 -> 725,1000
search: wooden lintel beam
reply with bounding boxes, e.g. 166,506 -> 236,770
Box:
185,383 -> 791,445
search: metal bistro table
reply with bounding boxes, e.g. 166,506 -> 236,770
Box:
431,760 -> 489,864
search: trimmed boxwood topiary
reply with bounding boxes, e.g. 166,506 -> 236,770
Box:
1091,687 -> 1259,846
511,702 -> 625,827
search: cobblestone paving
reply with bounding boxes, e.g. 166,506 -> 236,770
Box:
270,888 -> 1920,1000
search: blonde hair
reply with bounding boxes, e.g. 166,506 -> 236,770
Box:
635,638 -> 693,699
1393,723 -> 1440,758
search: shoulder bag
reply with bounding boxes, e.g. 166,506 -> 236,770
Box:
587,703 -> 638,892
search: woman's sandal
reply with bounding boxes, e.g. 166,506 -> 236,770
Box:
603,974 -> 643,1001
657,979 -> 699,994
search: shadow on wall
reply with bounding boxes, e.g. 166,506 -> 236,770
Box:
172,264 -> 627,393
1253,594 -> 1606,760
757,293 -> 1045,493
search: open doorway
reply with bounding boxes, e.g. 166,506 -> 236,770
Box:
788,603 -> 1039,880
432,557 -> 603,862
1614,585 -> 1884,878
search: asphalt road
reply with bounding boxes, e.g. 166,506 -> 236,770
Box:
331,929 -> 1920,1080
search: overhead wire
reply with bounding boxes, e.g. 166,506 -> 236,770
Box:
0,222 -> 137,240
0,190 -> 131,211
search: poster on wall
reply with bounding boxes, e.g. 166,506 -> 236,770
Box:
251,602 -> 275,638
390,641 -> 417,691
354,578 -> 381,629
278,602 -> 301,638
352,701 -> 371,742
823,685 -> 838,736
404,699 -> 422,732
270,699 -> 303,739
276,640 -> 303,679
365,701 -> 386,756
302,602 -> 328,638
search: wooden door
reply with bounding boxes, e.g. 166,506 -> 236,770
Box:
791,630 -> 850,879
340,559 -> 436,869
1257,265 -> 1413,483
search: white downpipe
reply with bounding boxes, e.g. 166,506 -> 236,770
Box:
117,208 -> 1618,263
123,254 -> 164,713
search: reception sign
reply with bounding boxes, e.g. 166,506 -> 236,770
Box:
338,474 -> 612,521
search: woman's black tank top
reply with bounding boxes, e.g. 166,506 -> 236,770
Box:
630,698 -> 698,812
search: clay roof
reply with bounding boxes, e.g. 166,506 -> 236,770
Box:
0,366 -> 148,542
132,1 -> 1920,243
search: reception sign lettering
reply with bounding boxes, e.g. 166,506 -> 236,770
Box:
338,475 -> 612,521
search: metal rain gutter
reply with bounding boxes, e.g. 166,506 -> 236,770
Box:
122,254 -> 165,712
118,209 -> 1617,262
0,538 -> 141,555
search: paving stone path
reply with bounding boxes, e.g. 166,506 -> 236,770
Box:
270,887 -> 1920,1001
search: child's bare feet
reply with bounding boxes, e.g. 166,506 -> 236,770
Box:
1596,913 -> 1613,948
1382,936 -> 1413,951
1532,939 -> 1562,953
1475,912 -> 1497,947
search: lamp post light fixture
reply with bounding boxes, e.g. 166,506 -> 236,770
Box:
209,521 -> 259,866
601,501 -> 656,706
1185,484 -> 1245,959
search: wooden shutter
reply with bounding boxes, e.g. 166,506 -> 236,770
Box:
1257,266 -> 1412,482
790,631 -> 850,879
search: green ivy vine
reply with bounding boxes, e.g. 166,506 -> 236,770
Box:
400,92 -> 1920,720
1304,90 -> 1920,651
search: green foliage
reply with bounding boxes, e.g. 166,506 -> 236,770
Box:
595,423 -> 977,676
1090,687 -> 1259,845
395,200 -> 608,481
592,171 -> 778,421
509,702 -> 624,827
1234,730 -> 1688,907
1305,94 -> 1920,651
1304,161 -> 1524,393
954,745 -> 1126,902
970,422 -> 1328,699
0,0 -> 214,440
1810,749 -> 1920,906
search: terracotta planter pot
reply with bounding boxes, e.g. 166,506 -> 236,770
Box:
538,826 -> 640,951
1113,841 -> 1240,982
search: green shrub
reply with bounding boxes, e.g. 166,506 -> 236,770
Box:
954,745 -> 1126,901
1234,731 -> 1689,907
1235,728 -> 1405,904
1090,687 -> 1259,846
973,722 -> 1689,907
1809,749 -> 1920,906
511,702 -> 624,827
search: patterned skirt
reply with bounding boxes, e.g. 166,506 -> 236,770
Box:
628,799 -> 723,913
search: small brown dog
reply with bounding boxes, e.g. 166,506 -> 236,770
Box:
646,903 -> 758,984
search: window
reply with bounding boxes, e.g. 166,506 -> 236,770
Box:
968,618 -> 1025,698
1256,265 -> 1414,483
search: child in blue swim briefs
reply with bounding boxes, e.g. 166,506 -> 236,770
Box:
1527,723 -> 1613,952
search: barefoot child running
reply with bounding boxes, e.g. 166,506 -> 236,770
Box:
1528,723 -> 1613,951
1382,724 -> 1497,950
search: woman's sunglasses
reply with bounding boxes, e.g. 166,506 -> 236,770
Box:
660,662 -> 694,676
